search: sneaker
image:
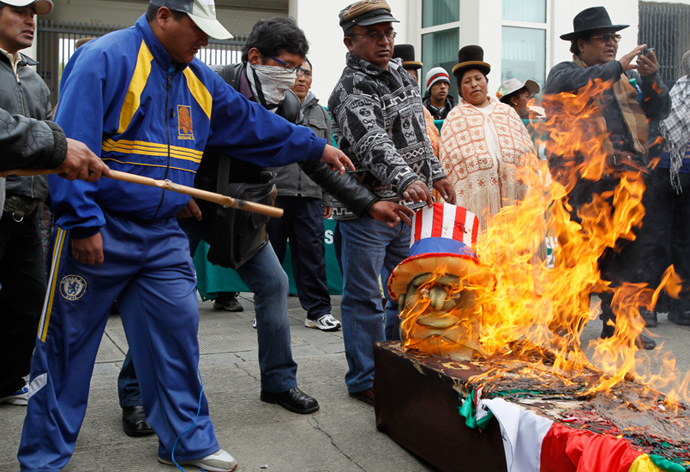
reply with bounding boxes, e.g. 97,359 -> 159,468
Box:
213,293 -> 243,312
0,386 -> 28,406
252,318 -> 257,329
305,314 -> 341,331
158,449 -> 237,472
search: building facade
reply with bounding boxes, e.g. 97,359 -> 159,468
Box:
35,0 -> 690,106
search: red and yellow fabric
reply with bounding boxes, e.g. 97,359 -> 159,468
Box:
460,393 -> 684,472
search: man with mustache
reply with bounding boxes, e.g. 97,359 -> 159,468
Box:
544,6 -> 670,350
329,0 -> 456,406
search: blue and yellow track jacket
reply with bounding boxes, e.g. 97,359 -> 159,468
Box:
51,15 -> 326,239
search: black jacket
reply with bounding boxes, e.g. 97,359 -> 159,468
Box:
0,52 -> 59,201
200,62 -> 379,217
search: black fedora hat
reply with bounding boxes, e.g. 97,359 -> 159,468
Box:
560,6 -> 628,41
393,44 -> 423,70
452,45 -> 490,78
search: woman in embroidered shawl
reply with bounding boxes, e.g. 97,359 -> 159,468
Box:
440,45 -> 539,230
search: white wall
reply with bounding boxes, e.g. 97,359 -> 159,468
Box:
291,0 -> 409,103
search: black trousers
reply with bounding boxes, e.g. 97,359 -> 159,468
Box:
633,167 -> 690,314
0,210 -> 46,396
267,196 -> 331,320
560,171 -> 653,326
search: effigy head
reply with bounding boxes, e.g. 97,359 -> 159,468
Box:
388,203 -> 495,360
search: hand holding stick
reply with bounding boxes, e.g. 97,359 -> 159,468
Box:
0,168 -> 283,218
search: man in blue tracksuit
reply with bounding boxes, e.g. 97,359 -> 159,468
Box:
16,1 -> 353,471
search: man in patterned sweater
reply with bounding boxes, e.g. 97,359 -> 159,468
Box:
328,0 -> 455,406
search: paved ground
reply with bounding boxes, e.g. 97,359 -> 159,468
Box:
1,295 -> 689,472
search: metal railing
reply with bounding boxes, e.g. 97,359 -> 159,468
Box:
36,20 -> 247,107
639,2 -> 690,83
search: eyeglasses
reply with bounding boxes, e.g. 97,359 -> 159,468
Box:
348,31 -> 397,42
267,56 -> 304,74
590,33 -> 622,43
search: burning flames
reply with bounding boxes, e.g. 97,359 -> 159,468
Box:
399,78 -> 690,405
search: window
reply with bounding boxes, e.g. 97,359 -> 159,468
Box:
422,0 -> 460,28
502,0 -> 545,23
501,0 -> 547,89
422,29 -> 459,94
501,26 -> 546,89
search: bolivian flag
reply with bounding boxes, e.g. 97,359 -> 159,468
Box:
460,391 -> 685,472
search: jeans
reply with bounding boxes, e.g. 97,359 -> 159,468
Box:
338,217 -> 410,393
117,350 -> 141,408
117,217 -> 298,404
181,217 -> 298,392
267,196 -> 331,320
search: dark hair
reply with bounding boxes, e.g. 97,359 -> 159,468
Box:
241,17 -> 309,63
456,69 -> 488,91
146,4 -> 185,22
569,33 -> 591,56
0,2 -> 7,11
500,87 -> 528,105
304,57 -> 312,70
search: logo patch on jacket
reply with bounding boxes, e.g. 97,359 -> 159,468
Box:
60,275 -> 87,301
178,105 -> 194,140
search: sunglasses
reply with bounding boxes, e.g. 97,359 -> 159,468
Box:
590,33 -> 622,43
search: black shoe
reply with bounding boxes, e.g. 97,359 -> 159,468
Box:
348,388 -> 374,406
122,406 -> 154,437
640,309 -> 658,328
600,324 -> 656,350
260,387 -> 319,414
635,333 -> 657,350
668,311 -> 690,326
213,293 -> 243,312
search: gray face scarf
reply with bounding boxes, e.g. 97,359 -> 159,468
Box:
246,63 -> 297,111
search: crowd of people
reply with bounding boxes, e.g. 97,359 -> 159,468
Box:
1,0 -> 688,470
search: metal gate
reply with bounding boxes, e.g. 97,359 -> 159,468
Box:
639,2 -> 690,83
36,20 -> 247,107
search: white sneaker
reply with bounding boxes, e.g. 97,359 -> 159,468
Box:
0,386 -> 28,406
159,449 -> 237,472
305,314 -> 342,331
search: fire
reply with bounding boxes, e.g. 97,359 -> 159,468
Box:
398,78 -> 687,403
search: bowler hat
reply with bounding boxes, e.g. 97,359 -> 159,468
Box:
393,44 -> 422,70
560,6 -> 628,41
452,45 -> 490,78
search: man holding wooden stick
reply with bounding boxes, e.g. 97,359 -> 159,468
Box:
17,1 -> 353,471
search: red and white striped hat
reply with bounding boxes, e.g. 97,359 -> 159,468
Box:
425,67 -> 450,90
387,203 -> 493,301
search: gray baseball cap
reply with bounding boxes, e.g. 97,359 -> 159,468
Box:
149,0 -> 233,40
3,0 -> 53,15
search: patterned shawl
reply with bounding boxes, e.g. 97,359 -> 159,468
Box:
439,98 -> 539,229
660,75 -> 690,193
572,56 -> 648,157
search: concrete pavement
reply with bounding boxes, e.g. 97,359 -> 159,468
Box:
2,295 -> 690,471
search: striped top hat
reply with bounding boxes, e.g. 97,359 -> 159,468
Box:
387,203 -> 494,301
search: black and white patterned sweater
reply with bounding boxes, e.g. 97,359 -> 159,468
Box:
328,53 -> 446,220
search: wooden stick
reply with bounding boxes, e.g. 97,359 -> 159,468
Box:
0,168 -> 283,218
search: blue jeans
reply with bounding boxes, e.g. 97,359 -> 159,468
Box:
338,218 -> 410,393
118,350 -> 141,407
180,217 -> 297,393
